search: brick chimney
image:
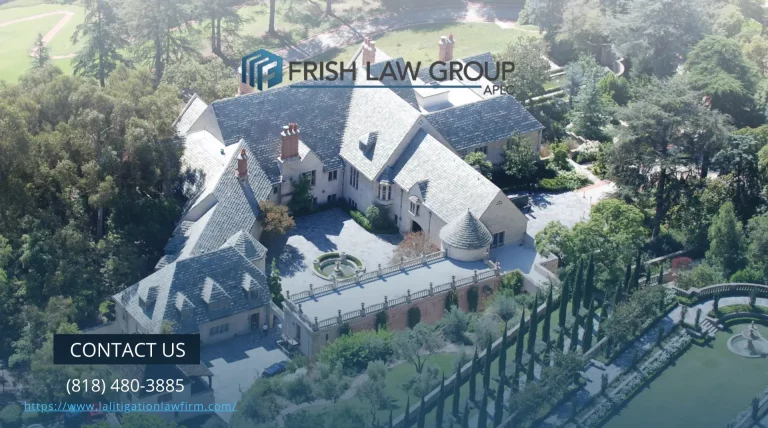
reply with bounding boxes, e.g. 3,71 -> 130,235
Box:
439,34 -> 455,62
236,148 -> 248,180
361,37 -> 377,65
280,123 -> 300,160
238,66 -> 253,96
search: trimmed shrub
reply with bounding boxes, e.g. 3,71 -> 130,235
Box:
366,204 -> 392,230
338,323 -> 350,336
375,311 -> 388,331
444,290 -> 459,312
317,329 -> 394,374
550,141 -> 572,170
467,286 -> 479,312
676,263 -> 725,290
538,171 -> 591,192
408,306 -> 422,328
349,210 -> 372,230
731,267 -> 764,284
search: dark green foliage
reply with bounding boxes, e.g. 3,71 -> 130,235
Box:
582,300 -> 596,352
583,256 -> 595,309
543,338 -> 552,366
658,264 -> 665,286
500,270 -> 525,294
557,326 -> 565,352
572,261 -> 585,315
317,330 -> 393,374
630,348 -> 639,369
389,409 -> 394,428
629,252 -> 642,294
713,293 -> 720,315
469,349 -> 478,401
559,271 -> 571,329
526,351 -> 536,381
408,306 -> 421,328
598,303 -> 608,341
436,373 -> 445,428
605,336 -> 613,359
499,325 -> 508,379
751,290 -> 758,308
622,264 -> 632,299
753,397 -> 759,420
494,378 -> 504,427
468,286 -> 480,312
404,397 -> 411,428
527,294 -> 539,355
453,363 -> 461,416
598,73 -> 630,106
656,323 -> 664,347
515,309 -> 526,366
478,391 -> 489,428
483,336 -> 492,391
288,174 -> 313,215
569,314 -> 580,352
366,204 -> 393,230
601,372 -> 609,394
375,311 -> 388,331
462,401 -> 470,428
543,286 -> 553,344
339,323 -> 351,336
695,308 -> 702,330
511,361 -> 520,393
445,290 -> 459,312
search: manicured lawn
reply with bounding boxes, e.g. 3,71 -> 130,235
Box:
604,323 -> 768,428
0,2 -> 84,82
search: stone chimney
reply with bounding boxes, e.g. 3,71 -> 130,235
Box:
238,66 -> 253,96
439,34 -> 455,62
280,123 -> 300,160
361,37 -> 377,65
236,148 -> 248,180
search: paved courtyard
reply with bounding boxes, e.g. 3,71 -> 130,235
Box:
265,208 -> 401,297
201,330 -> 288,423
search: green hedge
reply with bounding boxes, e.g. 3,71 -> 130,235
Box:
709,304 -> 768,318
317,329 -> 393,374
538,171 -> 592,192
349,209 -> 398,234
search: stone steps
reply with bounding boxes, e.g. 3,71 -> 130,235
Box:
700,319 -> 719,337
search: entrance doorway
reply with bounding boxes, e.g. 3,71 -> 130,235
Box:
250,313 -> 260,331
411,220 -> 423,233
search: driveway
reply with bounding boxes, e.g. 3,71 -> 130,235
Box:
201,330 -> 288,423
264,208 -> 401,297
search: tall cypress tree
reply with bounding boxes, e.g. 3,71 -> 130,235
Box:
572,260 -> 585,316
72,0 -> 129,87
582,299 -> 596,352
597,302 -> 609,341
462,401 -> 470,428
559,271 -> 571,329
389,409 -> 394,428
478,391 -> 489,428
544,337 -> 552,367
469,348 -> 478,401
515,309 -> 526,367
569,314 -> 580,352
483,336 -> 492,391
583,255 -> 595,307
629,251 -> 642,294
511,360 -> 520,392
645,265 -> 652,286
543,285 -> 553,345
418,395 -> 426,428
404,396 -> 411,428
498,325 -> 508,379
619,263 -> 631,302
436,373 -> 445,428
527,294 -> 539,355
557,325 -> 565,351
658,264 -> 664,286
452,363 -> 461,416
494,379 -> 505,427
526,351 -> 535,381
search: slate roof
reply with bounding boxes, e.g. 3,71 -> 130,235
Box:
392,130 -> 502,224
426,95 -> 544,152
221,230 -> 267,264
462,52 -> 499,83
114,245 -> 270,334
365,58 -> 420,110
440,209 -> 493,250
175,95 -> 208,135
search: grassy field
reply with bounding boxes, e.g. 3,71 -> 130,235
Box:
0,2 -> 84,82
604,322 -> 768,428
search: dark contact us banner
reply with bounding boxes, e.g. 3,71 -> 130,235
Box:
53,334 -> 201,365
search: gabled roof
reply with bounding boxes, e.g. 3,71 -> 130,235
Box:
365,58 -> 420,110
462,52 -> 499,83
175,94 -> 208,135
392,130 -> 501,224
440,209 -> 493,250
426,96 -> 544,152
221,230 -> 267,263
114,245 -> 270,334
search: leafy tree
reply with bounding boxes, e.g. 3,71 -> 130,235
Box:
598,73 -> 631,106
238,378 -> 284,424
706,202 -> 747,277
488,292 -> 518,327
609,77 -> 705,239
535,221 -> 570,263
285,375 -> 314,404
607,0 -> 704,77
551,141 -> 572,170
285,410 -> 314,428
747,213 -> 768,281
557,0 -> 603,53
521,0 -> 566,36
317,329 -> 394,374
685,36 -> 759,127
713,4 -> 745,38
359,361 -> 390,427
714,133 -> 763,221
742,35 -> 768,76
288,173 -> 313,215
393,232 -> 439,261
31,33 -> 50,68
194,0 -> 242,61
571,79 -> 610,140
268,0 -> 277,34
500,270 -> 525,294
312,361 -> 348,403
441,306 -> 471,343
259,200 -> 296,234
268,259 -> 284,307
394,323 -> 444,374
71,0 -> 128,87
465,151 -> 493,180
161,58 -> 239,101
125,0 -> 198,83
472,315 -> 502,349
502,141 -> 538,181
496,37 -> 551,105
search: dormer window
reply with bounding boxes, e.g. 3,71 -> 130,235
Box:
378,183 -> 391,201
208,299 -> 229,312
409,196 -> 421,216
138,297 -> 146,310
249,288 -> 259,301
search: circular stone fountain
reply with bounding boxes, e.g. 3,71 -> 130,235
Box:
727,321 -> 768,358
312,252 -> 365,280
